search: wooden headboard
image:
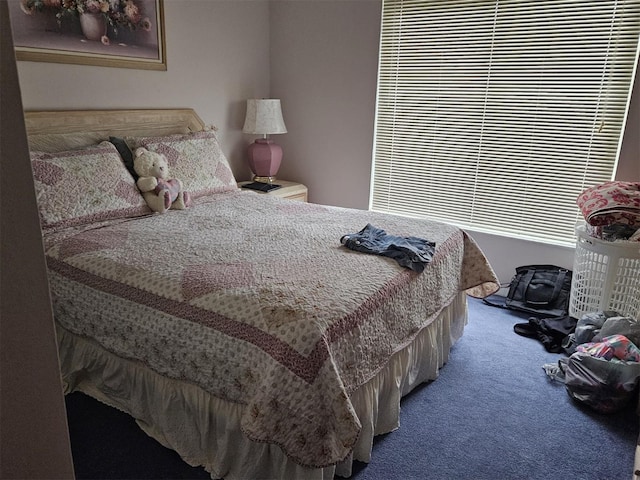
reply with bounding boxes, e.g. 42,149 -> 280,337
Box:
24,108 -> 206,152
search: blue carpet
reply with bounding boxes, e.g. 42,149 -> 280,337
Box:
66,297 -> 638,479
351,297 -> 638,480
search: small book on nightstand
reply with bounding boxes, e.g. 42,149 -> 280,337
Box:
241,182 -> 281,192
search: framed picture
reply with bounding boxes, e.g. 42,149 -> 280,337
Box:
8,0 -> 166,70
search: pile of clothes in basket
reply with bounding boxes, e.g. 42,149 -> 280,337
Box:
577,180 -> 640,241
541,311 -> 640,413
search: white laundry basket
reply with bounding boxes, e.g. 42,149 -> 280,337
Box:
569,225 -> 640,320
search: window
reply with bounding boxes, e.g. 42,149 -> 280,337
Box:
371,0 -> 640,245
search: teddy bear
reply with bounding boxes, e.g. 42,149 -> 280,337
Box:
133,147 -> 191,213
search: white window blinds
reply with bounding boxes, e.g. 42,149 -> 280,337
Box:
372,0 -> 640,245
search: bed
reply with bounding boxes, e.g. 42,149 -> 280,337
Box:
25,108 -> 500,479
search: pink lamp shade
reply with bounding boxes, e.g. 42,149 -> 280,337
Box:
242,99 -> 287,182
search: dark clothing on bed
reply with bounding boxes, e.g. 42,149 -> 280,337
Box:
340,223 -> 436,273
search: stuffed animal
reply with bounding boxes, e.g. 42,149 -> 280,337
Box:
133,147 -> 191,213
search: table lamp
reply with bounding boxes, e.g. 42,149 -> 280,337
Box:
242,99 -> 287,183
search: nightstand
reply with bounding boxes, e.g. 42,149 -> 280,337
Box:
239,180 -> 308,202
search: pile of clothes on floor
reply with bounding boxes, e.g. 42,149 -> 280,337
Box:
577,181 -> 640,241
511,182 -> 640,413
539,311 -> 640,413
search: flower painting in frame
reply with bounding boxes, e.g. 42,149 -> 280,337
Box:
8,0 -> 166,70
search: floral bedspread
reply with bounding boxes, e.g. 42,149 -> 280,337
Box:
44,190 -> 499,468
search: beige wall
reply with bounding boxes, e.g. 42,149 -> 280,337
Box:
270,0 -> 381,210
270,0 -> 640,283
616,58 -> 640,182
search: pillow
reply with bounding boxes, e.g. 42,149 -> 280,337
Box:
128,131 -> 237,199
31,141 -> 149,230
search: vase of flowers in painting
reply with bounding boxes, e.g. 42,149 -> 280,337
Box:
79,12 -> 106,41
19,0 -> 151,46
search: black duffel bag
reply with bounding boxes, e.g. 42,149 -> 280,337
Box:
505,264 -> 572,318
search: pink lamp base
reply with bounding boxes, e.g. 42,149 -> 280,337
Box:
247,139 -> 282,182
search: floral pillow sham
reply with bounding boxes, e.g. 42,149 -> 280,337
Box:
127,131 -> 238,199
31,141 -> 149,231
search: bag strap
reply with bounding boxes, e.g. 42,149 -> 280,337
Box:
513,269 -> 536,300
550,269 -> 567,302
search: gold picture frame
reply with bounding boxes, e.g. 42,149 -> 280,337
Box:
9,0 -> 166,71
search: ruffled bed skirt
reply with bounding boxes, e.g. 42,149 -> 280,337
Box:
57,292 -> 468,479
